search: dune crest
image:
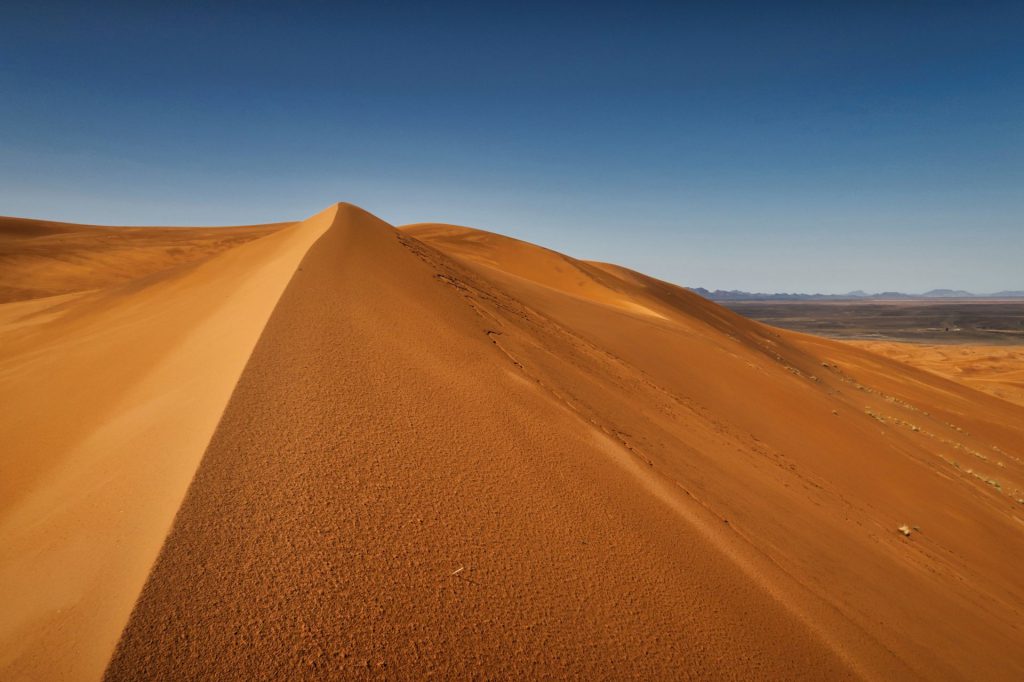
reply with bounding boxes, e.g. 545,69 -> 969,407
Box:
2,203 -> 1022,680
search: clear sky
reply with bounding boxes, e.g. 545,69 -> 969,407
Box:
1,1 -> 1021,293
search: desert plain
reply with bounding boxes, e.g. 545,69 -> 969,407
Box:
1,203 -> 1022,680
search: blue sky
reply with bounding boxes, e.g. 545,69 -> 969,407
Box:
1,1 -> 1021,293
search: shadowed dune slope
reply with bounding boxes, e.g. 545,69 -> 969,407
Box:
100,210 -> 1024,679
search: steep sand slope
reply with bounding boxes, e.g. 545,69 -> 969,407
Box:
107,206 -> 863,679
0,216 -> 286,303
0,210 -> 332,681
402,223 -> 1024,679
849,341 -> 1024,408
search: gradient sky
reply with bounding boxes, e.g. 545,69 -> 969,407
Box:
2,1 -> 1021,293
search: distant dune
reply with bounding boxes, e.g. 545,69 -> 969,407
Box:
0,216 -> 287,302
849,342 -> 1024,408
1,204 -> 1022,680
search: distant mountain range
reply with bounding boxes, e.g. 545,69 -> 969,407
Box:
689,287 -> 1024,301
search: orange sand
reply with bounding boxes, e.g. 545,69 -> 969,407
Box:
849,341 -> 1024,408
1,205 -> 1022,680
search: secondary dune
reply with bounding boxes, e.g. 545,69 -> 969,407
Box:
2,204 -> 1022,680
0,216 -> 285,303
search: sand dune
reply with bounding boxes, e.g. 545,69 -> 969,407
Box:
2,204 -> 1022,680
849,341 -> 1024,408
0,216 -> 286,303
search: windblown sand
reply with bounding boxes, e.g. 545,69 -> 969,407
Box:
849,341 -> 1024,408
1,204 -> 1022,680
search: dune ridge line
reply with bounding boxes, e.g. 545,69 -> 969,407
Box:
0,205 -> 336,681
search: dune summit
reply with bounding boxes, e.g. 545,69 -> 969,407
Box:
1,203 -> 1022,680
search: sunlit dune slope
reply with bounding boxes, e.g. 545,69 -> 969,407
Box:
2,205 -> 1022,680
402,223 -> 669,319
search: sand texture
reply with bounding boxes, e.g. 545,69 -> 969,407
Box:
2,205 -> 1023,680
849,341 -> 1024,408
